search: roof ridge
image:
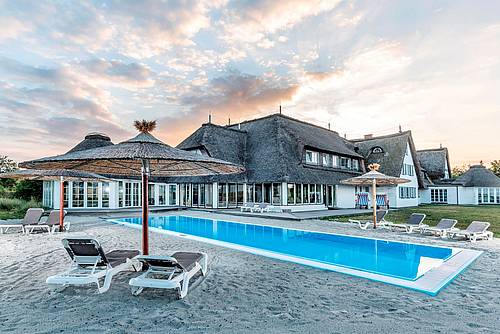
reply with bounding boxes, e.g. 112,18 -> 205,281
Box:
203,122 -> 246,133
229,113 -> 340,134
351,131 -> 411,142
417,148 -> 448,152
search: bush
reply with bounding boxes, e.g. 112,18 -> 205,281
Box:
0,197 -> 44,219
14,180 -> 42,201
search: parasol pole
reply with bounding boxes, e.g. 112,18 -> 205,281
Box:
141,159 -> 150,255
372,177 -> 377,229
59,176 -> 64,232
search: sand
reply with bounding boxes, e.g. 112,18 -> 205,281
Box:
0,210 -> 499,334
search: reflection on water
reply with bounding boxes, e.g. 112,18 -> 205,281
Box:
120,215 -> 453,281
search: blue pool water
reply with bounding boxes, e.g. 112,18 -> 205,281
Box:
115,215 -> 456,281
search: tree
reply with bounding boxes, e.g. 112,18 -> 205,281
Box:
490,160 -> 500,177
452,164 -> 469,178
0,156 -> 18,189
14,180 -> 43,201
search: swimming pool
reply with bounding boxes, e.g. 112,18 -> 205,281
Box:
111,215 -> 482,295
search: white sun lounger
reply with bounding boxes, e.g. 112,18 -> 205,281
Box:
25,210 -> 70,234
448,221 -> 494,242
348,210 -> 388,229
254,203 -> 270,213
46,237 -> 141,293
240,203 -> 258,212
0,208 -> 44,234
129,252 -> 208,299
386,213 -> 428,233
421,219 -> 459,238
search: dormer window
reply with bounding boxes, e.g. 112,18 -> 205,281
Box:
371,146 -> 384,154
305,150 -> 319,164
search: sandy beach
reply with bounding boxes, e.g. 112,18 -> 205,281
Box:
1,210 -> 499,334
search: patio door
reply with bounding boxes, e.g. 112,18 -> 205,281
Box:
326,185 -> 336,208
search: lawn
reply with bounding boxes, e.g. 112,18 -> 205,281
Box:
323,205 -> 500,237
0,198 -> 44,220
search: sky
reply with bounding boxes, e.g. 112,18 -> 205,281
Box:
0,0 -> 499,167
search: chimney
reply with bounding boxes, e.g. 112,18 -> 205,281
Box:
399,125 -> 402,133
364,134 -> 373,139
228,117 -> 231,126
208,113 -> 212,124
279,105 -> 282,114
328,122 -> 331,130
440,143 -> 443,149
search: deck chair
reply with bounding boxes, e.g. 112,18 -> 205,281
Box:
386,213 -> 428,233
449,221 -> 494,242
240,203 -> 258,212
129,252 -> 208,299
46,237 -> 141,293
0,208 -> 44,234
25,210 -> 70,234
421,219 -> 459,238
348,210 -> 388,229
255,203 -> 270,213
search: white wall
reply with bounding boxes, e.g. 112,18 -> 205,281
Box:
459,187 -> 477,205
336,184 -> 355,209
392,142 -> 419,208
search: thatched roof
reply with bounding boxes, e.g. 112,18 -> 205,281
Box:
20,132 -> 244,177
417,148 -> 451,180
352,131 -> 425,188
168,113 -> 362,184
452,165 -> 500,187
0,169 -> 109,181
67,133 -> 113,153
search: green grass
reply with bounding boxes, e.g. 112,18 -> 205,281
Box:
322,205 -> 500,237
0,197 -> 44,220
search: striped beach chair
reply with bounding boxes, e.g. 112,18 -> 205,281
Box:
356,193 -> 369,209
376,194 -> 389,209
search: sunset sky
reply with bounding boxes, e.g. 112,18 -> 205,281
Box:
0,0 -> 499,166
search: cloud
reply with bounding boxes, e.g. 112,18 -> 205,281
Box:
221,0 -> 342,44
0,17 -> 31,41
77,59 -> 155,88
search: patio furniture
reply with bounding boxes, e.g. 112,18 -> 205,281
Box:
349,210 -> 388,229
25,210 -> 70,234
386,213 -> 427,233
46,237 -> 141,293
376,194 -> 389,209
254,203 -> 270,213
129,252 -> 208,299
421,219 -> 458,238
448,221 -> 493,242
240,203 -> 258,212
0,208 -> 44,234
356,193 -> 369,209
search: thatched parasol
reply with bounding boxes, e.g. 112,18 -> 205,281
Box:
341,163 -> 410,228
20,120 -> 244,254
0,169 -> 109,232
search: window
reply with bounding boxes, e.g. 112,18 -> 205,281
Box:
399,187 -> 416,199
478,187 -> 500,204
287,184 -> 295,205
255,184 -> 263,203
205,183 -> 213,207
228,183 -> 237,207
237,184 -> 244,205
63,181 -> 69,207
102,182 -> 110,208
309,184 -> 316,203
132,183 -> 140,207
352,159 -> 359,171
125,183 -> 131,207
42,181 -> 54,208
263,183 -> 272,203
272,183 -> 281,205
72,181 -> 85,208
303,184 -> 309,204
218,183 -> 227,207
431,189 -> 447,203
371,146 -> 384,154
200,184 -> 206,206
247,184 -> 255,203
158,185 -> 166,205
305,150 -> 319,164
118,181 -> 124,207
296,184 -> 302,204
148,184 -> 156,206
322,154 -> 332,167
168,185 -> 177,205
332,155 -> 338,167
402,164 -> 414,176
340,157 -> 349,169
86,182 -> 99,207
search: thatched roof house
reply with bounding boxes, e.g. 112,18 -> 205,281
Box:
452,165 -> 500,187
417,148 -> 451,181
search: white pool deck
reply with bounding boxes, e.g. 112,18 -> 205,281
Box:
110,216 -> 483,296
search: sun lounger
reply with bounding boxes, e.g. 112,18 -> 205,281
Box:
448,221 -> 494,242
24,210 -> 70,234
421,219 -> 459,238
386,213 -> 427,233
0,208 -> 44,234
46,237 -> 141,293
129,252 -> 208,299
240,203 -> 258,212
254,203 -> 270,213
348,210 -> 388,229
